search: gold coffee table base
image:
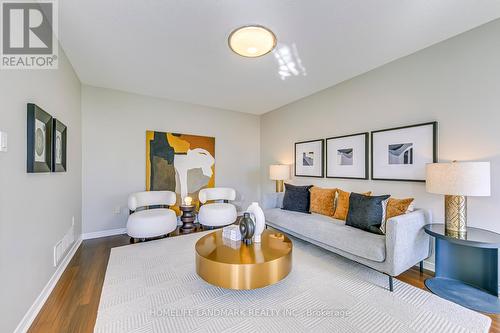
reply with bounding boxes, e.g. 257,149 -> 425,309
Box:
195,229 -> 292,290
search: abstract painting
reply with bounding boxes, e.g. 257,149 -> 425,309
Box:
303,152 -> 314,166
388,143 -> 413,165
326,133 -> 368,179
372,122 -> 437,182
337,148 -> 353,165
146,131 -> 215,214
295,139 -> 324,177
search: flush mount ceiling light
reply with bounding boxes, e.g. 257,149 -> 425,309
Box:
228,25 -> 277,58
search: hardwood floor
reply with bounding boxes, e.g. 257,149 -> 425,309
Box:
29,230 -> 500,333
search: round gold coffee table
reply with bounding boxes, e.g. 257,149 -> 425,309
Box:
195,229 -> 292,290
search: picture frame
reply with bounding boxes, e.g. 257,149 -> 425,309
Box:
371,122 -> 437,182
294,139 -> 324,178
27,103 -> 53,173
326,132 -> 368,179
52,118 -> 67,172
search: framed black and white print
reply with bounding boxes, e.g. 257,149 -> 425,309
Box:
52,119 -> 67,172
27,103 -> 53,173
326,132 -> 368,179
295,139 -> 324,178
371,122 -> 437,182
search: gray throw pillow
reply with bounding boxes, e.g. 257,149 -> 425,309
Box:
282,183 -> 313,214
346,193 -> 390,234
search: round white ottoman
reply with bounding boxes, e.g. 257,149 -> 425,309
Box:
127,208 -> 177,239
198,203 -> 237,227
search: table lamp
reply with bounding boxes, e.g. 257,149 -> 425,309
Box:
269,164 -> 290,192
426,161 -> 490,238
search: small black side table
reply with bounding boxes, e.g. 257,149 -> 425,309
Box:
424,224 -> 500,314
180,205 -> 196,232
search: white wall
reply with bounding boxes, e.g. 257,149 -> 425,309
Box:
261,19 -> 500,233
0,46 -> 82,333
82,86 -> 260,234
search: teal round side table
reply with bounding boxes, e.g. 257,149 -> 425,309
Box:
424,224 -> 500,314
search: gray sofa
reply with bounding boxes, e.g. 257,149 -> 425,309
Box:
262,192 -> 431,291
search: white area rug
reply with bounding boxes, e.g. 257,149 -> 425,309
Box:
95,231 -> 490,333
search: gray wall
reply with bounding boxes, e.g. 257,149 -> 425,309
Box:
261,19 -> 500,234
81,86 -> 261,234
0,46 -> 82,333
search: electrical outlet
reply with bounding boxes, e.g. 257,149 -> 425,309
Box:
113,206 -> 121,215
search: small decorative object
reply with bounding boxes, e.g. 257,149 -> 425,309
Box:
184,196 -> 193,206
246,202 -> 265,243
27,103 -> 53,173
222,236 -> 241,250
269,164 -> 290,192
371,122 -> 437,182
326,132 -> 368,179
52,119 -> 67,172
180,204 -> 196,232
239,212 -> 255,245
223,225 -> 242,241
295,139 -> 324,177
426,161 -> 490,238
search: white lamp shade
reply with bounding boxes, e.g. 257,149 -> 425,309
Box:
426,162 -> 491,196
269,164 -> 290,181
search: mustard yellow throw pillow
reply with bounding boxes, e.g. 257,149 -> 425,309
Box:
333,189 -> 371,221
386,198 -> 414,221
310,187 -> 337,217
380,197 -> 415,234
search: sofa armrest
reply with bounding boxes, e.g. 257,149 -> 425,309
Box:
384,209 -> 431,276
261,192 -> 284,209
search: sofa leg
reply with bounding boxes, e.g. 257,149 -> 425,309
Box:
388,276 -> 394,292
419,260 -> 424,273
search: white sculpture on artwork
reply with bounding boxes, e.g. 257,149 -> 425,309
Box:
246,202 -> 265,243
174,148 -> 215,200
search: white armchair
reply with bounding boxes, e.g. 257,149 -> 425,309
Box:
127,191 -> 178,240
198,187 -> 237,228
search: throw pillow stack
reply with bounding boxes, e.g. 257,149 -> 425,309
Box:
281,184 -> 414,234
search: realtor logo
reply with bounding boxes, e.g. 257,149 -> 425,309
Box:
1,0 -> 58,69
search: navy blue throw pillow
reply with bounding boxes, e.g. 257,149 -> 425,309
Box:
346,193 -> 390,234
282,183 -> 313,214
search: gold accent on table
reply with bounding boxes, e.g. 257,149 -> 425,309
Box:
445,195 -> 467,238
275,179 -> 284,193
195,229 -> 292,290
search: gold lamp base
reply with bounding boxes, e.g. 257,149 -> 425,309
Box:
275,180 -> 284,192
444,195 -> 467,239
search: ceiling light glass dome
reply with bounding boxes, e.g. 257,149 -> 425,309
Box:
228,25 -> 277,58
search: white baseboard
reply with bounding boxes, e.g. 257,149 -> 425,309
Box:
82,228 -> 126,240
14,236 -> 82,333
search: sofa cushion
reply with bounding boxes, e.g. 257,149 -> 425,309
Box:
282,183 -> 312,213
310,187 -> 337,216
264,208 -> 386,262
346,193 -> 390,234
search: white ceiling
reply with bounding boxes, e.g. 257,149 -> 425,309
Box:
59,0 -> 500,114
